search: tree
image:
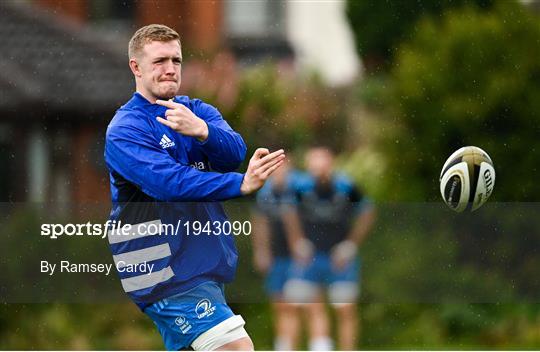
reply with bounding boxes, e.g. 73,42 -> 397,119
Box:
373,1 -> 540,297
381,1 -> 540,201
345,0 -> 493,71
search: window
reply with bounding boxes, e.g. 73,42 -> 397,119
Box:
225,0 -> 285,38
224,0 -> 293,64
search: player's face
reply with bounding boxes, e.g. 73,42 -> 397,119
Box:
306,148 -> 334,181
138,40 -> 182,100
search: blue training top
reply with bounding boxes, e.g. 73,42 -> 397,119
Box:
104,92 -> 247,310
294,173 -> 370,253
255,170 -> 305,258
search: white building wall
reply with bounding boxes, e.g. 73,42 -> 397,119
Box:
286,0 -> 362,86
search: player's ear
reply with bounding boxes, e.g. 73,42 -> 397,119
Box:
129,58 -> 142,78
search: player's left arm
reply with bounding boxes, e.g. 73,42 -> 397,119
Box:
282,189 -> 314,265
331,185 -> 376,269
251,210 -> 273,274
156,98 -> 247,172
347,200 -> 376,246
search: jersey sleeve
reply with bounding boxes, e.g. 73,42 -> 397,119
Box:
191,99 -> 247,172
105,121 -> 244,202
350,184 -> 374,214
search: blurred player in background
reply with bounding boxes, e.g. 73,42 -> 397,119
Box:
284,145 -> 376,350
104,24 -> 285,351
251,159 -> 301,350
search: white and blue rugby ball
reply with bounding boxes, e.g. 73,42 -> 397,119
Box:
440,146 -> 495,212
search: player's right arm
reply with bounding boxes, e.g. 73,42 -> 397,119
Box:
330,184 -> 376,269
251,211 -> 272,274
105,122 -> 284,201
282,208 -> 313,265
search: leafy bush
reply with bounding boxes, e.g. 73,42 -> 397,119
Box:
378,2 -> 540,201
345,0 -> 494,70
189,62 -> 350,155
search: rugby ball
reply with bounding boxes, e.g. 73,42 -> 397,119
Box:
439,146 -> 495,212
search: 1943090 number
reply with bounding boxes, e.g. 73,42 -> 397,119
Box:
183,220 -> 252,236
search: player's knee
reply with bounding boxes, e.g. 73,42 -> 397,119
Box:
305,302 -> 327,315
273,301 -> 292,312
191,315 -> 251,351
215,336 -> 254,351
334,303 -> 357,319
274,301 -> 294,313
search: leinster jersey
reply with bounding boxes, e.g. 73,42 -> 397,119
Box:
104,92 -> 247,309
295,173 -> 369,253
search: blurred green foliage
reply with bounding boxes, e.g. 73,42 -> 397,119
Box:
376,1 -> 540,201
192,62 -> 350,155
344,1 -> 540,350
0,303 -> 162,349
345,0 -> 494,70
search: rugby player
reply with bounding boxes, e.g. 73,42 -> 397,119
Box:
284,145 -> 375,350
251,160 -> 302,350
104,24 -> 284,351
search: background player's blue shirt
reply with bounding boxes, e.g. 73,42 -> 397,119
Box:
295,173 -> 370,253
255,170 -> 305,258
104,92 -> 247,309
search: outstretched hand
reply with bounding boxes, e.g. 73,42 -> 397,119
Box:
240,148 -> 286,195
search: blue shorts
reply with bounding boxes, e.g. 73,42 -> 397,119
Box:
265,257 -> 292,296
289,252 -> 361,285
144,281 -> 236,350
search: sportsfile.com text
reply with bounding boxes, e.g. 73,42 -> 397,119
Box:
41,220 -> 252,239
